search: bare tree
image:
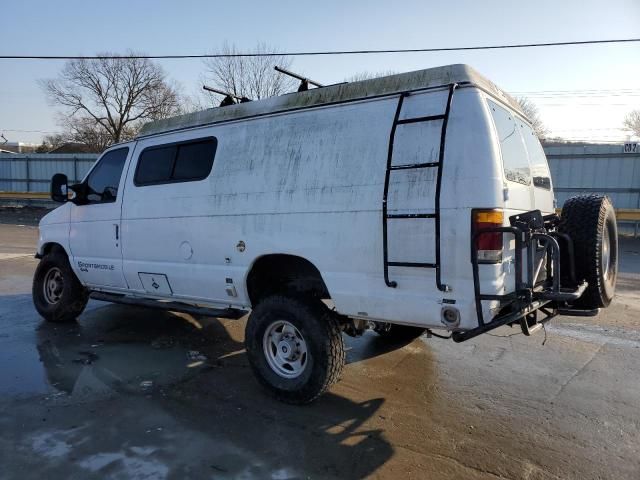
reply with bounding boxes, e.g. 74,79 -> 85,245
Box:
202,42 -> 298,104
38,134 -> 66,152
515,96 -> 549,139
623,110 -> 640,137
40,53 -> 182,148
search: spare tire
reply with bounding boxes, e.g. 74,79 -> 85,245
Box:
558,195 -> 618,308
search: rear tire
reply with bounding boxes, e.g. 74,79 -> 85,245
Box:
373,323 -> 426,343
559,194 -> 618,308
32,251 -> 88,322
245,295 -> 345,404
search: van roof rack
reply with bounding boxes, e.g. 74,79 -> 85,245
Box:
140,65 -> 524,138
202,85 -> 252,107
274,66 -> 323,92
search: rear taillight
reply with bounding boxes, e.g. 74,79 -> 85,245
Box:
473,210 -> 504,263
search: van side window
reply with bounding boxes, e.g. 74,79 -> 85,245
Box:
173,141 -> 216,180
85,147 -> 129,204
135,145 -> 177,185
517,122 -> 552,190
487,100 -> 531,186
134,138 -> 217,186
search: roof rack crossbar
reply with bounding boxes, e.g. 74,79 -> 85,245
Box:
274,66 -> 323,92
202,85 -> 252,107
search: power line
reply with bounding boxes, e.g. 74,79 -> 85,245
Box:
0,128 -> 57,134
1,38 -> 638,60
547,138 -> 633,142
509,88 -> 640,99
512,88 -> 640,95
532,102 -> 639,107
513,93 -> 640,99
519,94 -> 640,99
546,127 -> 629,132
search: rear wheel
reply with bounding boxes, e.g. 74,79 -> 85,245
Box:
32,251 -> 88,322
559,194 -> 618,308
245,295 -> 345,404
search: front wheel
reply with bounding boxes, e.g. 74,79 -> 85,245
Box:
245,295 -> 345,404
32,251 -> 88,322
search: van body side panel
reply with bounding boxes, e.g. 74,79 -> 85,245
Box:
119,87 -> 514,329
121,99 -> 399,308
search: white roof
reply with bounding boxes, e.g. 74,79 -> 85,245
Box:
139,64 -> 523,137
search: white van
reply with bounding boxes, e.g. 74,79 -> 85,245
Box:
33,64 -> 618,403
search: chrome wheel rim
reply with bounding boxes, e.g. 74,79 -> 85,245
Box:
602,226 -> 611,279
43,267 -> 64,304
263,320 -> 308,378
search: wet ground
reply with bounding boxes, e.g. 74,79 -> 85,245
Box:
0,219 -> 639,479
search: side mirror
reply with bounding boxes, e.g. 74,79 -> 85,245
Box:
50,173 -> 68,203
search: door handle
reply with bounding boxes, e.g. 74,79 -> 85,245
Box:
114,224 -> 119,240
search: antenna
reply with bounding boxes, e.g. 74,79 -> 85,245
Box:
202,85 -> 252,107
274,66 -> 323,92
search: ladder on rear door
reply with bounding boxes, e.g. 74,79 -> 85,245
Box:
382,83 -> 457,291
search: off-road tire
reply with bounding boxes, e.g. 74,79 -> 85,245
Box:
245,295 -> 345,404
373,323 -> 426,343
558,194 -> 618,308
32,251 -> 89,322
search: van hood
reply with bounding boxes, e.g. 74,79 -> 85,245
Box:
39,203 -> 71,227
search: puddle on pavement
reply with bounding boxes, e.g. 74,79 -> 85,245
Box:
0,302 -> 239,399
0,300 -> 440,479
0,296 -> 437,408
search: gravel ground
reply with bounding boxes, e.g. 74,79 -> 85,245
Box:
0,206 -> 52,226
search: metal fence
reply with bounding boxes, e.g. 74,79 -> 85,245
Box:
546,144 -> 640,211
0,145 -> 639,227
0,153 -> 98,194
546,144 -> 640,235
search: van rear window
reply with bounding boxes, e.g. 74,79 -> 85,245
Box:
487,100 -> 531,186
517,122 -> 551,190
134,138 -> 217,186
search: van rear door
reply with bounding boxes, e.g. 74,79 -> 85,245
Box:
486,99 -> 534,213
516,121 -> 554,213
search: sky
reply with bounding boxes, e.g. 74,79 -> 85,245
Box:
1,0 -> 639,145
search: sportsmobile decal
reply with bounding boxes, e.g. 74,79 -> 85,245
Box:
78,261 -> 115,273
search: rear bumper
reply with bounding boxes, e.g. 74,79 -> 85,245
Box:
454,209 -> 589,342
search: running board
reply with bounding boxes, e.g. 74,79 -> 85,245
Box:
89,292 -> 246,319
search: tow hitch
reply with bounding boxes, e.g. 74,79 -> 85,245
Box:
454,209 -> 590,343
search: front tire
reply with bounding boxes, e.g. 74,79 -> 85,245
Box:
32,251 -> 88,322
245,295 -> 345,404
559,194 -> 618,308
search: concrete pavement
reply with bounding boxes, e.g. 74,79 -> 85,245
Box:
0,221 -> 639,479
